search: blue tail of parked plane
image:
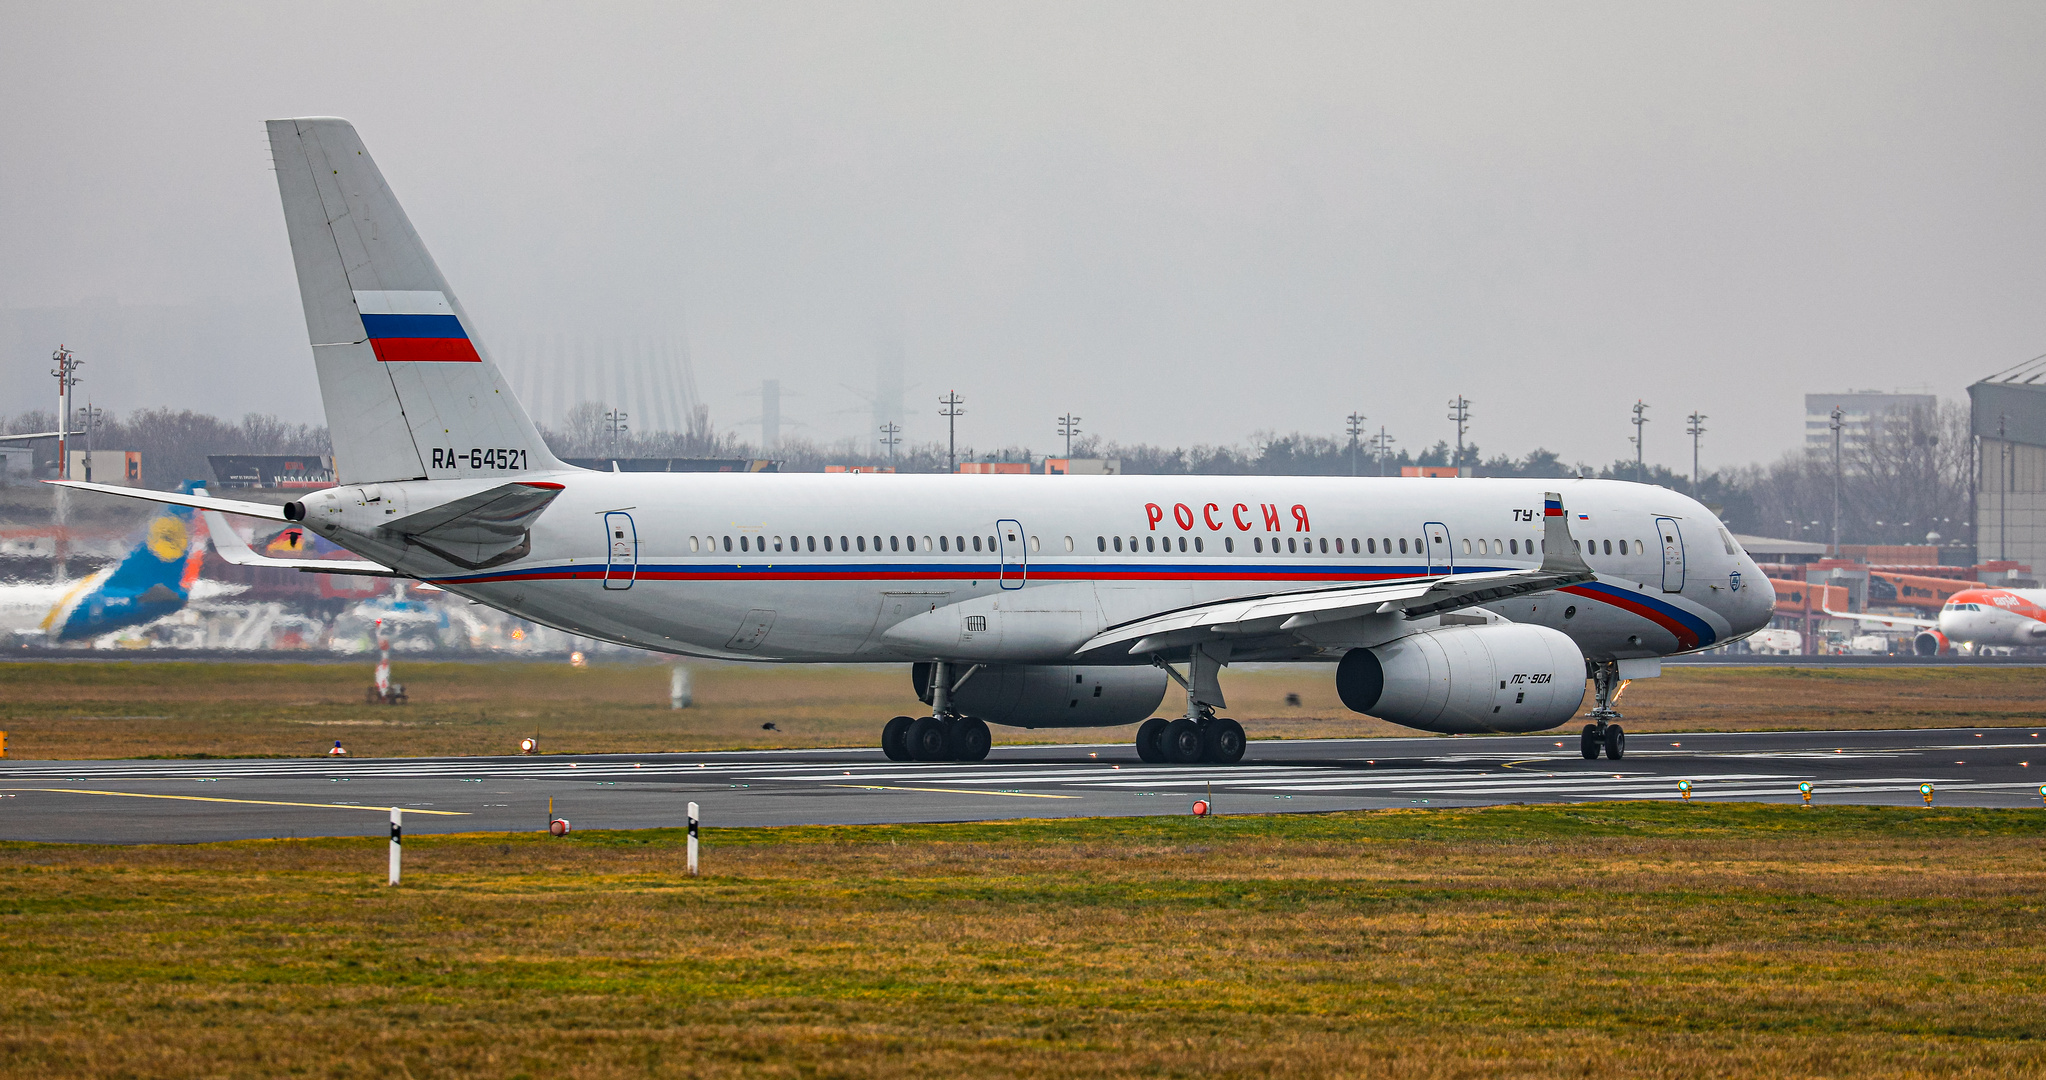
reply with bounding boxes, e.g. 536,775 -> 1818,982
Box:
43,484 -> 206,643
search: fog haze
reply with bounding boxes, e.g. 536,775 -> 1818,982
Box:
3,2 -> 2042,470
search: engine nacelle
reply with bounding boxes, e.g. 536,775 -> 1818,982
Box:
1914,630 -> 1950,656
913,663 -> 1168,728
1336,623 -> 1587,734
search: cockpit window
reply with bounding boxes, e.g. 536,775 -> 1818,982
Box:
1718,528 -> 1739,556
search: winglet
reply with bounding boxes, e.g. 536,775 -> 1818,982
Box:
1540,492 -> 1593,576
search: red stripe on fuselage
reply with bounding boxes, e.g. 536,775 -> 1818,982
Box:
370,337 -> 481,363
1560,584 -> 1699,648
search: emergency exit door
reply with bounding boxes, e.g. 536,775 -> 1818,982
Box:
604,511 -> 637,590
998,518 -> 1027,590
1423,522 -> 1453,575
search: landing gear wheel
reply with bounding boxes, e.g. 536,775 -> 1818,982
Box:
1163,718 -> 1205,764
881,716 -> 915,761
947,717 -> 992,761
1602,724 -> 1625,761
906,716 -> 949,761
1580,724 -> 1600,760
1203,717 -> 1246,764
1135,718 -> 1169,763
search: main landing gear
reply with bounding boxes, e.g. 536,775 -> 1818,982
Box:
1136,645 -> 1246,764
882,660 -> 993,763
1135,712 -> 1245,764
1579,658 -> 1625,760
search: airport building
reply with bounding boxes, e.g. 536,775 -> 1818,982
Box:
1803,391 -> 1937,454
1972,358 -> 2046,570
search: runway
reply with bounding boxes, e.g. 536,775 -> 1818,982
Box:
4,726 -> 2043,844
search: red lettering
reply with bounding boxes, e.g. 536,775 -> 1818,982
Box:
1144,503 -> 1164,530
1292,504 -> 1310,532
1232,503 -> 1251,530
1173,503 -> 1194,530
1261,503 -> 1281,531
1203,503 -> 1222,530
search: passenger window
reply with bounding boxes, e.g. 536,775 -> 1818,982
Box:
989,536 -> 996,551
807,536 -> 816,552
1146,536 -> 1155,552
840,535 -> 849,551
1177,537 -> 1187,552
857,536 -> 867,552
1335,538 -> 1344,554
1603,539 -> 1612,555
941,536 -> 951,552
824,536 -> 833,551
924,536 -> 934,551
1194,537 -> 1204,553
973,535 -> 982,552
1461,538 -> 1471,555
889,536 -> 899,552
1113,536 -> 1122,552
1225,537 -> 1235,553
689,536 -> 699,553
723,536 -> 733,552
1509,539 -> 1518,555
1064,536 -> 1074,552
1287,538 -> 1297,553
1398,538 -> 1407,554
876,536 -> 885,552
1319,537 -> 1328,554
1031,536 -> 1041,553
1254,537 -> 1264,553
1368,538 -> 1377,553
1096,536 -> 1105,552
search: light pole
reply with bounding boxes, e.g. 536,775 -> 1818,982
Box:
939,391 -> 965,474
1446,397 -> 1470,467
51,345 -> 80,479
1629,400 -> 1650,482
1685,411 -> 1707,497
1841,405 -> 1857,556
75,403 -> 104,483
1345,412 -> 1365,476
604,408 -> 629,457
1373,426 -> 1396,476
1057,413 -> 1081,460
878,422 -> 901,465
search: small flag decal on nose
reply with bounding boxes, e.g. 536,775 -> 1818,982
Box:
353,290 -> 481,363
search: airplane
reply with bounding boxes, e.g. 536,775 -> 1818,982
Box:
0,490 -> 233,644
53,116 -> 1776,763
1824,587 -> 2046,655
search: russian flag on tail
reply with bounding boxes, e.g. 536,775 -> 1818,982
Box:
353,290 -> 481,363
1544,496 -> 1564,517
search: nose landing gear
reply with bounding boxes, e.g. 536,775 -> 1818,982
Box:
1579,659 -> 1626,760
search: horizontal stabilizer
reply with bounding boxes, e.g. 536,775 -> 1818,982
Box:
198,509 -> 395,576
1820,606 -> 1939,631
47,480 -> 289,521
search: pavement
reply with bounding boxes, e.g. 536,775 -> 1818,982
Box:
3,727 -> 2044,844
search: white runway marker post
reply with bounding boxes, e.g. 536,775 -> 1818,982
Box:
687,801 -> 700,876
388,807 -> 402,886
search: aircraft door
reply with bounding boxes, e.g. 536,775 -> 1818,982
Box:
604,511 -> 637,590
1656,517 -> 1684,593
998,518 -> 1027,590
1424,522 -> 1453,575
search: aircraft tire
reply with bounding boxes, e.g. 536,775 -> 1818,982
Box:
1163,718 -> 1205,764
1580,725 -> 1600,760
1135,718 -> 1169,763
906,716 -> 949,761
948,717 -> 992,761
1602,724 -> 1626,761
1203,718 -> 1246,764
881,716 -> 915,761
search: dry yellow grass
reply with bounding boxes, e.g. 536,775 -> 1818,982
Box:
1,661 -> 2042,760
1,804 -> 2042,1078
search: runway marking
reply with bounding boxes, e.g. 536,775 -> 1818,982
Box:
11,788 -> 470,815
829,784 -> 1080,800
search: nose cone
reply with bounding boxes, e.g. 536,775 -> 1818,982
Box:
1732,564 -> 1776,637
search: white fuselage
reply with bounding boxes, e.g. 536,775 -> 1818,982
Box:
294,473 -> 1774,666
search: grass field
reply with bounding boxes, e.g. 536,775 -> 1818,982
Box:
2,804 -> 2042,1077
3,660 -> 2046,760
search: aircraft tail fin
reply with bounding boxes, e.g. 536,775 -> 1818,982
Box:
1539,492 -> 1594,575
44,500 -> 200,642
265,117 -> 568,485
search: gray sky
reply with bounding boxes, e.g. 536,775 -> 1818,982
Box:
3,2 -> 2043,470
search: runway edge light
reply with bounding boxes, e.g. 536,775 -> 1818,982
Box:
1800,781 -> 1813,807
1678,779 -> 1692,803
1920,783 -> 1935,807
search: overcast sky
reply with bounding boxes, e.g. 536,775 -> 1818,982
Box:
3,2 -> 2043,470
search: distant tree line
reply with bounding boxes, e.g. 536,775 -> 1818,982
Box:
6,398 -> 1975,549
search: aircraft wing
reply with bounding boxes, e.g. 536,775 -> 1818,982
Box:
47,480 -> 290,521
1820,607 -> 1939,630
1077,490 -> 1597,656
199,510 -> 396,576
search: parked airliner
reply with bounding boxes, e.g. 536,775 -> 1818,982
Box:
56,117 -> 1774,763
0,495 -> 234,643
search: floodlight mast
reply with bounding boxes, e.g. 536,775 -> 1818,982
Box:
1345,412 -> 1365,476
51,346 -> 80,480
939,392 -> 965,473
1629,400 -> 1650,481
1057,413 -> 1081,460
1446,397 -> 1470,466
879,421 -> 901,464
1685,411 -> 1707,497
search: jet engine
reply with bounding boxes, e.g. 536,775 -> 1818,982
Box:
913,663 -> 1168,728
1913,630 -> 1950,656
1336,623 -> 1587,734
